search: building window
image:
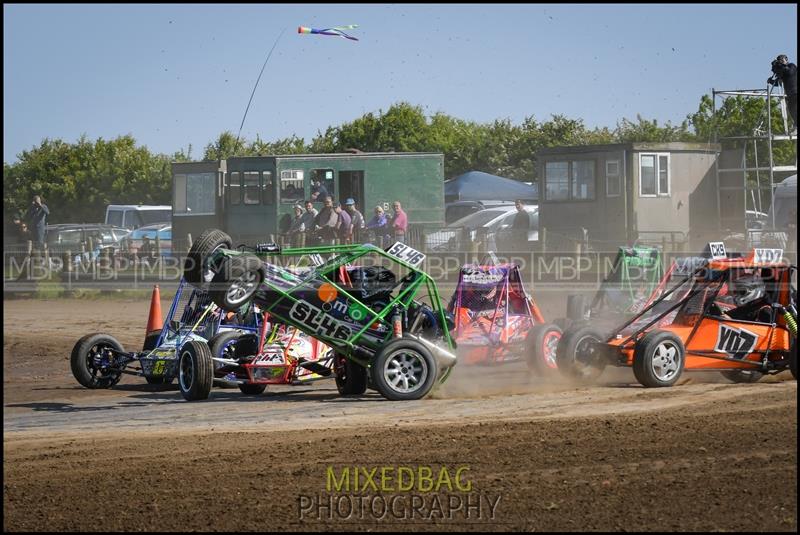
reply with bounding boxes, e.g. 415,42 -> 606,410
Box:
174,173 -> 215,215
545,162 -> 569,200
310,168 -> 335,201
174,174 -> 187,212
262,171 -> 275,205
280,169 -> 305,204
243,171 -> 261,205
571,160 -> 595,200
545,161 -> 595,201
640,153 -> 670,197
229,172 -> 240,205
606,160 -> 621,197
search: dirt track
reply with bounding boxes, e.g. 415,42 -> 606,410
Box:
3,298 -> 798,531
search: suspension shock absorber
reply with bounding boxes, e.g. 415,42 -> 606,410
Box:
782,304 -> 798,337
392,306 -> 403,339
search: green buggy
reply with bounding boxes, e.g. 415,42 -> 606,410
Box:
180,229 -> 457,401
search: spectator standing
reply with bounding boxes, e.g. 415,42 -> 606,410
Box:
310,179 -> 329,202
287,204 -> 306,247
335,202 -> 353,244
511,199 -> 531,250
25,195 -> 49,250
344,198 -> 364,243
301,200 -> 318,244
138,235 -> 157,266
366,206 -> 389,245
314,196 -> 339,245
390,201 -> 408,243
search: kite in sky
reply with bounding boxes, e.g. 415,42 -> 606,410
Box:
298,24 -> 359,41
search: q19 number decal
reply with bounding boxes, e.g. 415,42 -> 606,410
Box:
386,242 -> 426,267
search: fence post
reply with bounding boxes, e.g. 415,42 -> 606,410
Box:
154,234 -> 162,274
541,228 -> 547,254
64,250 -> 72,290
88,237 -> 95,279
43,243 -> 50,273
25,240 -> 33,280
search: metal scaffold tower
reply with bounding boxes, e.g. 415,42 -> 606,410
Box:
712,81 -> 797,247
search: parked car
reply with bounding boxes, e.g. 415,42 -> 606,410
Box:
125,223 -> 172,259
43,224 -> 131,267
105,204 -> 171,230
426,206 -> 538,252
445,200 -> 516,224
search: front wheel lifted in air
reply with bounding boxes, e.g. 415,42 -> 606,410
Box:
208,255 -> 266,312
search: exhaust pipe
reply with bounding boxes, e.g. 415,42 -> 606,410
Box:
404,333 -> 457,372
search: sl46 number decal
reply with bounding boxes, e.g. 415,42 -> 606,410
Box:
386,242 -> 426,267
289,300 -> 352,342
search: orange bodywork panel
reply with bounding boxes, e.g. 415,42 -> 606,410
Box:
607,320 -> 791,370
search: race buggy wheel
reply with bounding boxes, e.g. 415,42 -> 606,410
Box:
556,326 -> 607,383
178,340 -> 214,401
208,330 -> 242,369
209,255 -> 265,312
70,333 -> 125,389
335,354 -> 368,396
633,330 -> 685,388
142,329 -> 174,385
526,323 -> 563,375
720,369 -> 764,383
183,229 -> 233,286
239,384 -> 267,395
789,339 -> 797,380
370,338 -> 437,401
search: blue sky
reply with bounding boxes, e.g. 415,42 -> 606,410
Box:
3,3 -> 797,163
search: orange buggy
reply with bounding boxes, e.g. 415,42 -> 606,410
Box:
557,249 -> 797,387
448,263 -> 562,373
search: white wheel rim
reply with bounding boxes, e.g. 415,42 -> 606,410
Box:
225,271 -> 259,305
383,350 -> 428,394
651,341 -> 680,381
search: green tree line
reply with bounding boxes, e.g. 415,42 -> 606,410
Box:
4,94 -> 795,225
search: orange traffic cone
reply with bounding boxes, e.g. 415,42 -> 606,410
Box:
146,284 -> 163,334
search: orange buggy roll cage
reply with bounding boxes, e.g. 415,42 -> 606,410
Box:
603,249 -> 796,369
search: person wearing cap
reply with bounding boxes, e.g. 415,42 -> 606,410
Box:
344,198 -> 364,243
287,204 -> 306,247
770,54 -> 798,134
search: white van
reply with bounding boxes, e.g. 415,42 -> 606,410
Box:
105,205 -> 171,230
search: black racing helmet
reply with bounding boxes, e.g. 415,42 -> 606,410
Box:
731,275 -> 766,306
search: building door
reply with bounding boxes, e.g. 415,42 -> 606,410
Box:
338,171 -> 365,207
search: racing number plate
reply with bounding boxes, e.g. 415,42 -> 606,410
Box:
386,242 -> 426,267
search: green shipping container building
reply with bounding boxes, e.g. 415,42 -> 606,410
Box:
171,152 -> 445,246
